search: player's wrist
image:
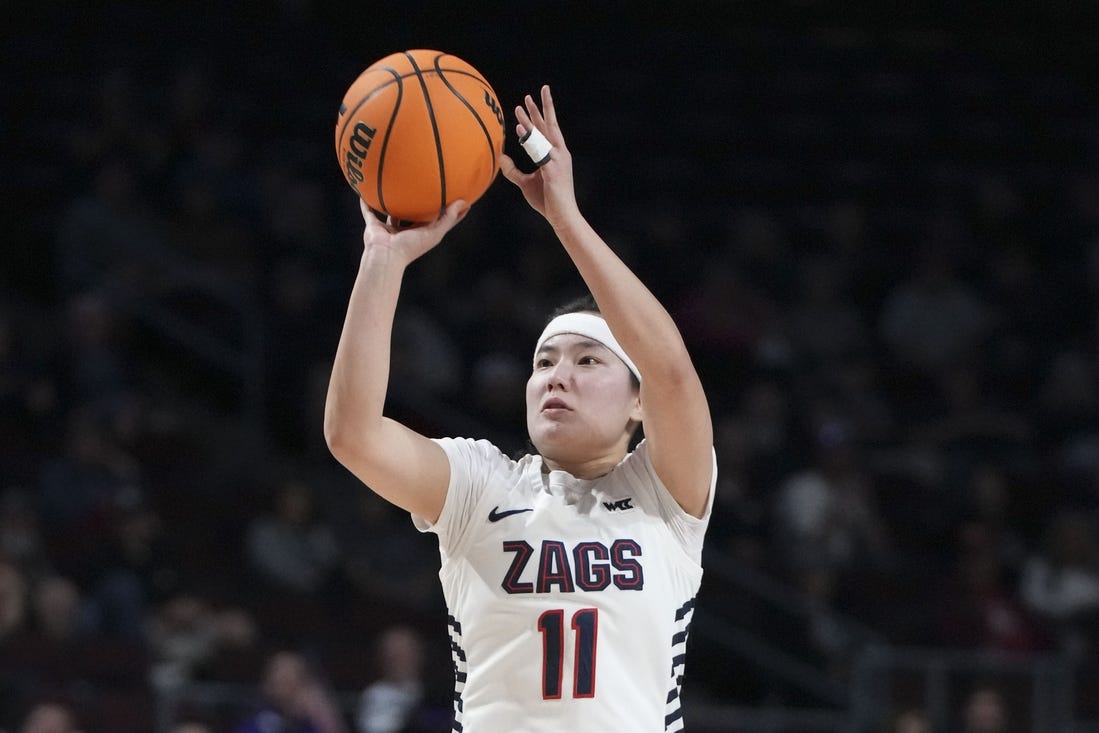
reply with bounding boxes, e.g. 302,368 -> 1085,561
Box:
547,203 -> 586,237
359,242 -> 412,273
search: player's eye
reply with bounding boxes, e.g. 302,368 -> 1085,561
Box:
535,358 -> 553,368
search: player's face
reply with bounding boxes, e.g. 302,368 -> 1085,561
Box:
526,333 -> 641,465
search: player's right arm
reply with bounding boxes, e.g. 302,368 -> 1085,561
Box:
324,198 -> 467,523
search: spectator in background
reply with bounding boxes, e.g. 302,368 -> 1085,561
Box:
235,651 -> 347,733
0,488 -> 49,583
245,478 -> 340,597
959,682 -> 1010,733
787,253 -> 868,367
673,253 -> 782,382
84,489 -> 179,641
806,355 -> 898,449
1019,509 -> 1099,660
878,240 -> 993,407
331,488 -> 439,616
937,523 -> 1048,653
56,292 -> 134,406
54,157 -> 165,309
35,404 -> 141,575
907,361 -> 1033,462
357,626 -> 428,733
707,413 -> 768,564
0,559 -> 27,642
1036,348 -> 1099,489
883,707 -> 930,733
733,378 -> 797,494
147,593 -> 258,689
17,701 -> 79,733
960,464 -> 1028,575
790,565 -> 861,684
772,420 -> 892,582
171,723 -> 213,733
28,576 -> 92,646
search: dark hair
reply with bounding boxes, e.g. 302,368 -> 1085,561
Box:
547,293 -> 600,321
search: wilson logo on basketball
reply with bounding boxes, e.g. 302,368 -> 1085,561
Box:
344,121 -> 376,186
484,91 -> 504,127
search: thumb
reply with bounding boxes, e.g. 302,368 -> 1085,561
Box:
500,154 -> 525,185
359,197 -> 377,222
445,198 -> 469,221
428,199 -> 469,235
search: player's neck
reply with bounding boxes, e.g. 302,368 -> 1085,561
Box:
541,451 -> 624,480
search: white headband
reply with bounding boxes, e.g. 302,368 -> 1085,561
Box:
534,312 -> 641,381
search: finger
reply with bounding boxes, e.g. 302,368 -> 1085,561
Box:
499,153 -> 527,185
425,199 -> 468,236
541,84 -> 558,129
524,93 -> 546,129
515,104 -> 533,135
447,198 -> 469,221
360,199 -> 389,234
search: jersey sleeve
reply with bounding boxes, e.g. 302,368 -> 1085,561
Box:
625,440 -> 716,565
412,437 -> 507,553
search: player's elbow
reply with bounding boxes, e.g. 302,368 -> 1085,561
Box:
323,424 -> 347,465
323,408 -> 360,466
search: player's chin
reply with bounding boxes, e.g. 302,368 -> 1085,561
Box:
528,420 -> 573,450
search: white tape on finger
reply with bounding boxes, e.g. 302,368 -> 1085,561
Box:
519,126 -> 553,167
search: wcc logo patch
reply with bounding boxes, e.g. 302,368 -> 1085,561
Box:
602,497 -> 634,512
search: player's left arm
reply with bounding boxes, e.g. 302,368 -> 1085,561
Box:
562,218 -> 713,519
501,85 -> 713,518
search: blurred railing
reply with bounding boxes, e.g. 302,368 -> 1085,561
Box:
848,645 -> 1080,733
686,544 -> 1093,733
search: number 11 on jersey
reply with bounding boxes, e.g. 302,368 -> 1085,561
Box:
537,608 -> 598,699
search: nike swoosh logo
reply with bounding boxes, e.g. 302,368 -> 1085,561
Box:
488,506 -> 534,522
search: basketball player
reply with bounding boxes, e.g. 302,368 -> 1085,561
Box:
325,85 -> 715,732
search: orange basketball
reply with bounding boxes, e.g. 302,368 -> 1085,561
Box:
335,49 -> 506,223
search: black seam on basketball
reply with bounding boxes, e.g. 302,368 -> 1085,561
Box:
407,51 -> 447,216
375,73 -> 403,217
337,66 -> 403,153
337,66 -> 405,216
435,57 -> 499,174
338,67 -> 489,149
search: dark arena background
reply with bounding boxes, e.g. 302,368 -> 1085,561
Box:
2,3 -> 1098,732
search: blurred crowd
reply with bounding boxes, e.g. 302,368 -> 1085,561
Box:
3,3 -> 1099,732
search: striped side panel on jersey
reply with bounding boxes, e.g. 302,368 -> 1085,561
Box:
448,613 -> 467,732
664,598 -> 696,732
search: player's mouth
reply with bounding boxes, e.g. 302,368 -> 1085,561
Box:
541,397 -> 570,413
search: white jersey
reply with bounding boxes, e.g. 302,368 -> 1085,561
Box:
413,437 -> 715,733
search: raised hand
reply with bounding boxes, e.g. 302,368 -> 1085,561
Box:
500,85 -> 579,229
360,197 -> 468,265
